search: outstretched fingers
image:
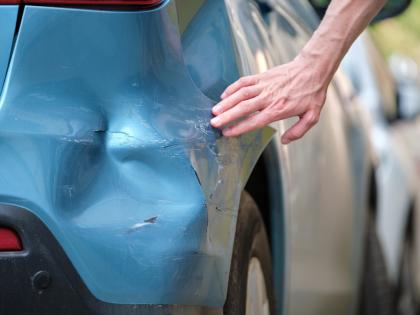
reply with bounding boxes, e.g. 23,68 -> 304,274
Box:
212,85 -> 261,116
220,76 -> 259,100
221,104 -> 297,137
210,97 -> 263,128
220,108 -> 271,137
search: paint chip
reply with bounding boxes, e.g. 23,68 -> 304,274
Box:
127,216 -> 158,233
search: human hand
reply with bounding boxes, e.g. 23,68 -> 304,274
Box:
210,55 -> 329,144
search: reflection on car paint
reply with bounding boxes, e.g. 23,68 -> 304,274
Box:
0,6 -> 18,92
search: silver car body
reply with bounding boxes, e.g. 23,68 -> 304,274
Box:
226,1 -> 372,313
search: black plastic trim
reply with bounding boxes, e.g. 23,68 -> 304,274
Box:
0,205 -> 221,315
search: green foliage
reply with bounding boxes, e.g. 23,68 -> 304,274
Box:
370,0 -> 420,63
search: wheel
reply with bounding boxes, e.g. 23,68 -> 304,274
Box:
359,216 -> 395,315
397,237 -> 419,315
224,191 -> 275,315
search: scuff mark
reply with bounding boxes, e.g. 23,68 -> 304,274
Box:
62,185 -> 75,198
162,141 -> 207,150
144,216 -> 158,224
212,205 -> 236,215
127,216 -> 158,234
105,130 -> 171,149
193,169 -> 202,187
58,136 -> 96,144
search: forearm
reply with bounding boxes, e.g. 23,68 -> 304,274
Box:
299,0 -> 386,84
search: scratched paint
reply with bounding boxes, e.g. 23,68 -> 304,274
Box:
128,216 -> 158,233
0,0 -> 274,307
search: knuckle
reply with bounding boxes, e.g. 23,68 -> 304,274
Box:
244,75 -> 254,83
238,100 -> 250,110
291,130 -> 303,140
259,112 -> 272,126
225,87 -> 234,95
260,92 -> 271,103
242,98 -> 259,111
255,94 -> 265,103
238,76 -> 248,85
246,75 -> 259,85
217,105 -> 226,113
248,97 -> 260,108
230,83 -> 239,91
225,86 -> 234,93
308,112 -> 320,125
247,86 -> 257,97
240,88 -> 251,98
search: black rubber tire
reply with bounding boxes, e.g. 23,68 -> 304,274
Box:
397,238 -> 419,315
224,191 -> 275,315
359,216 -> 395,315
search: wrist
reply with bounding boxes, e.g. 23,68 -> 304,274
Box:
294,49 -> 335,88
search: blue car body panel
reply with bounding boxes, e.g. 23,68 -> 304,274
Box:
0,6 -> 18,92
0,1 -> 273,306
181,0 -> 240,101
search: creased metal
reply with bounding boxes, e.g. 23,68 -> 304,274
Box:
0,1 -> 273,307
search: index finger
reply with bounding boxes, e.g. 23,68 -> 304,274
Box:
221,76 -> 258,99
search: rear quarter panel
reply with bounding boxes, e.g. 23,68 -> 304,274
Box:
0,0 -> 273,307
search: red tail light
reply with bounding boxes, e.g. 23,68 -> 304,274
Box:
0,0 -> 162,5
0,227 -> 22,251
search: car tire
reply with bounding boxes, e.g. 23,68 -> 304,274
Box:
359,216 -> 394,315
397,237 -> 419,315
224,191 -> 275,315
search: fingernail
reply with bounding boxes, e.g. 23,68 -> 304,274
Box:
212,105 -> 220,114
282,138 -> 290,145
221,92 -> 226,99
211,117 -> 220,127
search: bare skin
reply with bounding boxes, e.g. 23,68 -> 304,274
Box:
210,0 -> 386,144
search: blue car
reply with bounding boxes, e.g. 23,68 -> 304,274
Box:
0,0 -> 410,314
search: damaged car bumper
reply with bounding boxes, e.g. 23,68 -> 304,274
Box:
0,1 -> 273,313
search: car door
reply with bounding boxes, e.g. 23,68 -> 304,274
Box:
225,1 -> 367,314
264,3 -> 368,314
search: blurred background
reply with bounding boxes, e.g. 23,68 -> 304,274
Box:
371,0 -> 420,64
